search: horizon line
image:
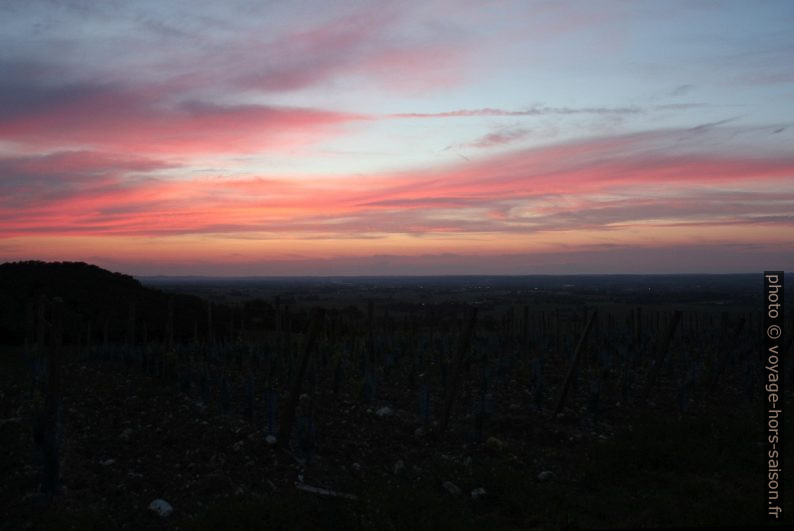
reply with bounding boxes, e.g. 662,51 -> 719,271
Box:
136,271 -> 785,280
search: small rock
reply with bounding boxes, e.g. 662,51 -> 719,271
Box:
442,481 -> 461,496
120,428 -> 133,441
352,462 -> 361,472
486,436 -> 504,450
393,460 -> 405,475
265,435 -> 277,445
471,487 -> 486,500
414,427 -> 425,438
375,406 -> 393,417
100,459 -> 115,466
537,470 -> 555,482
148,499 -> 173,517
232,440 -> 244,452
463,456 -> 472,467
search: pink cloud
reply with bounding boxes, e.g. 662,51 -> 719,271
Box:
460,128 -> 532,149
223,3 -> 472,95
0,84 -> 365,155
2,127 -> 793,241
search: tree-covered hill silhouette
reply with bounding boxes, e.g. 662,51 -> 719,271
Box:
0,261 -> 240,346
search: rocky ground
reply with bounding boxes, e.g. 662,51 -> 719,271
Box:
1,344 -> 789,530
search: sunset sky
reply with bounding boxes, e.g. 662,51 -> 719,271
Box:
1,0 -> 793,275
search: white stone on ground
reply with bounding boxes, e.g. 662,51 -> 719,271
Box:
148,499 -> 173,517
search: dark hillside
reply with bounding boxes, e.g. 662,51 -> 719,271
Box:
0,261 -> 217,345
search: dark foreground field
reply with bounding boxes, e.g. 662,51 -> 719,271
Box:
1,268 -> 792,529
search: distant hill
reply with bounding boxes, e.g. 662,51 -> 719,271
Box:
0,261 -> 230,345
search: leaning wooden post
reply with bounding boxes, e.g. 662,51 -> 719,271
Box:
439,306 -> 478,434
553,310 -> 597,416
43,298 -> 64,500
277,308 -> 323,448
639,310 -> 682,406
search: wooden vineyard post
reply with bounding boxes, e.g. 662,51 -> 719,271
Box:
553,310 -> 597,416
708,315 -> 746,394
229,307 -> 235,344
277,308 -> 323,448
25,298 -> 34,354
43,298 -> 63,500
367,300 -> 375,367
207,300 -> 214,346
36,295 -> 47,357
127,300 -> 136,346
591,308 -> 598,345
555,309 -> 560,357
166,296 -> 174,350
439,306 -> 478,434
86,322 -> 92,354
639,310 -> 682,406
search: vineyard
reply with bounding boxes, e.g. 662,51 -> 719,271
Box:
1,265 -> 792,529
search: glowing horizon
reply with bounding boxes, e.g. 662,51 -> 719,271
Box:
2,1 -> 793,275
